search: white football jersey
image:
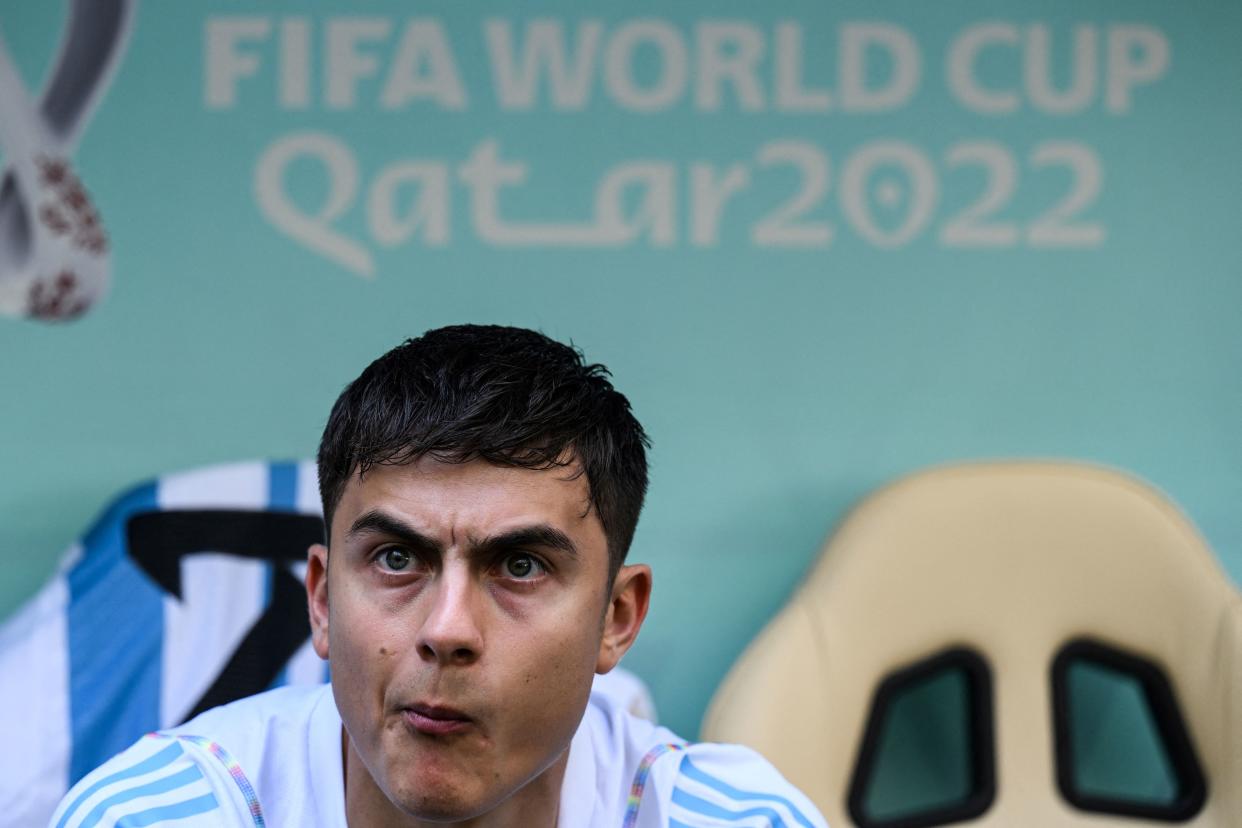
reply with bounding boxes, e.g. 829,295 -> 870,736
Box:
1,461 -> 329,828
51,682 -> 829,828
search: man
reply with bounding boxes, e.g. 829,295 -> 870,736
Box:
51,325 -> 827,827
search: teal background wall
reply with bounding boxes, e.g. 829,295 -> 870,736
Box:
1,1 -> 1240,743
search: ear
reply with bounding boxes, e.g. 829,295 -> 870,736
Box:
306,542 -> 331,660
596,564 -> 652,673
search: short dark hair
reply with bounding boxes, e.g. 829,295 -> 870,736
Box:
317,325 -> 650,575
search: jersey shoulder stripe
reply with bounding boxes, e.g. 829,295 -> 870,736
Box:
105,792 -> 218,827
49,729 -> 274,828
671,786 -> 797,827
50,738 -> 221,828
53,742 -> 184,828
151,734 -> 265,827
669,753 -> 824,828
622,742 -> 685,828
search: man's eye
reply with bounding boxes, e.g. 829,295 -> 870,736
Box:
503,553 -> 544,579
379,547 -> 413,571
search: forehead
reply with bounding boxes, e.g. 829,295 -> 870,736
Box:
331,456 -> 602,545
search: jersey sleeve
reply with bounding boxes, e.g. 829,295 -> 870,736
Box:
48,734 -> 257,828
663,742 -> 830,828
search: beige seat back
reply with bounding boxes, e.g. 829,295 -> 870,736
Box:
702,462 -> 1242,826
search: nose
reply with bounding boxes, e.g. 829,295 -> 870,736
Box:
416,561 -> 483,666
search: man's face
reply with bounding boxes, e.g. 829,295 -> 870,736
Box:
306,456 -> 639,822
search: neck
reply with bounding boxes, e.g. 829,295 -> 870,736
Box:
342,729 -> 568,828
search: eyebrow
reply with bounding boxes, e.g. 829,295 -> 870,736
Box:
345,510 -> 578,560
346,510 -> 442,555
475,526 -> 579,560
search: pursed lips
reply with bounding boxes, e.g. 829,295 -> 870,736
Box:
403,702 -> 475,736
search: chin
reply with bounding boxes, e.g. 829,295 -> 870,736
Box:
393,791 -> 495,823
385,772 -> 497,822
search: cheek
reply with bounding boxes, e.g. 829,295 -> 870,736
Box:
501,595 -> 603,727
501,582 -> 603,656
328,585 -> 404,700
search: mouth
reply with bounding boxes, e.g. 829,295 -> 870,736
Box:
402,703 -> 475,737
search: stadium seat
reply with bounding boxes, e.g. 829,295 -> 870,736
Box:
702,461 -> 1242,826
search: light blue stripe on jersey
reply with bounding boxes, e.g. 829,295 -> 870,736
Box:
68,482 -> 163,784
672,788 -> 793,827
267,462 -> 299,512
113,793 -> 219,827
56,743 -> 184,828
77,765 -> 207,828
677,757 -> 817,828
